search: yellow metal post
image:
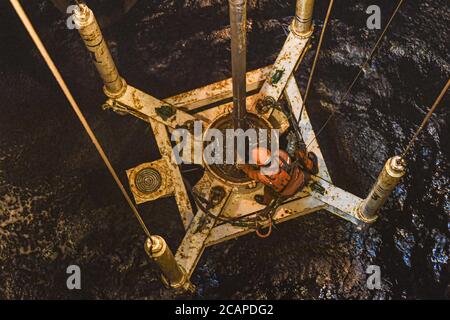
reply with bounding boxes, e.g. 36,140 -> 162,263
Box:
145,236 -> 194,291
74,4 -> 127,98
229,0 -> 248,130
292,0 -> 315,37
357,156 -> 406,223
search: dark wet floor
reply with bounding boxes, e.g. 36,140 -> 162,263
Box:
0,0 -> 448,299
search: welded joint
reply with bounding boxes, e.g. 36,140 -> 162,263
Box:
291,0 -> 315,38
291,23 -> 314,39
355,204 -> 378,224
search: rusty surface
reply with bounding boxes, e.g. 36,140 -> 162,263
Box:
165,66 -> 272,111
126,160 -> 174,204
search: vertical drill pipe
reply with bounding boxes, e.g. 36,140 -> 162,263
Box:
357,156 -> 406,223
74,4 -> 126,98
145,236 -> 193,291
229,0 -> 248,129
293,0 -> 316,36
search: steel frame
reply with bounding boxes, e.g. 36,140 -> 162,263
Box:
10,0 -> 405,292
111,27 -> 366,281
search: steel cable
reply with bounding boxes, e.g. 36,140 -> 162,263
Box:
306,0 -> 406,148
300,0 -> 334,120
10,0 -> 153,240
401,79 -> 449,159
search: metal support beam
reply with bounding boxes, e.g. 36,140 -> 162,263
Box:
164,66 -> 272,112
148,118 -> 194,229
252,32 -> 310,118
111,85 -> 201,129
284,76 -> 331,182
206,196 -> 326,246
109,87 -> 197,228
307,177 -> 363,225
229,0 -> 248,129
175,173 -> 233,277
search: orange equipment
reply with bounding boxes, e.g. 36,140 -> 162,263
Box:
240,147 -> 317,205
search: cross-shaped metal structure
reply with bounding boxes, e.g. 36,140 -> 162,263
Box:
73,0 -> 404,290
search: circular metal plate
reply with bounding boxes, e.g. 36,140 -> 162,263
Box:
134,167 -> 162,194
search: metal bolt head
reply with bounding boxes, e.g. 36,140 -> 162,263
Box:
256,96 -> 277,114
73,3 -> 91,26
390,156 -> 406,175
145,236 -> 166,257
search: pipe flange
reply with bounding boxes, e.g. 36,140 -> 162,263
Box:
290,21 -> 314,39
103,78 -> 128,99
387,156 -> 406,177
145,236 -> 166,258
160,266 -> 194,292
356,203 -> 378,224
73,3 -> 94,28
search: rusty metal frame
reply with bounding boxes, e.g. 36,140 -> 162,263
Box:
100,24 -> 366,283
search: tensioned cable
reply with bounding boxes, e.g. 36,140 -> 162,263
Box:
300,0 -> 334,121
10,0 -> 152,239
401,79 -> 449,159
306,0 -> 405,148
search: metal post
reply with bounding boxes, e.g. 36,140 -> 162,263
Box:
229,0 -> 248,130
292,0 -> 315,37
74,4 -> 127,98
357,156 -> 406,223
144,236 -> 194,291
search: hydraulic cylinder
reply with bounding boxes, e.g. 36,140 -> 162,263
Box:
292,0 -> 315,37
357,156 -> 406,223
74,4 -> 126,98
144,236 -> 193,291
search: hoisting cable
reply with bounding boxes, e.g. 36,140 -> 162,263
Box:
401,79 -> 449,160
299,0 -> 334,120
306,0 -> 406,149
10,0 -> 153,241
